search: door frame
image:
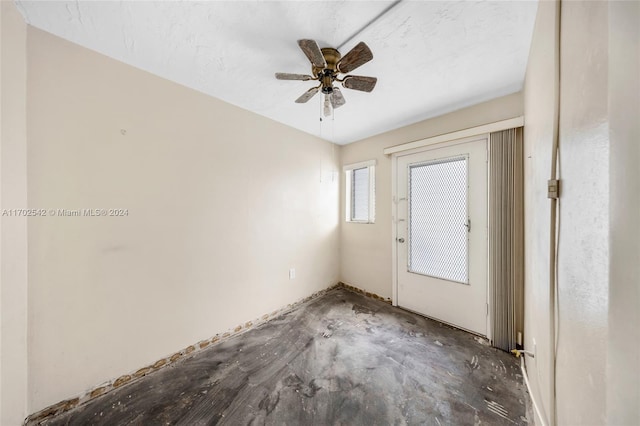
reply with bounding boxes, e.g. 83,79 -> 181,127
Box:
391,133 -> 492,341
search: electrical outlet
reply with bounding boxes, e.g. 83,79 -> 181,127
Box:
289,268 -> 295,280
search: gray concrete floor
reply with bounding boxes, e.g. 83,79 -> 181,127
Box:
40,288 -> 530,425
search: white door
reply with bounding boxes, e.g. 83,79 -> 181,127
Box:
396,137 -> 488,335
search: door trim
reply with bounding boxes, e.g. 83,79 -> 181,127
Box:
390,134 -> 492,341
383,116 -> 523,155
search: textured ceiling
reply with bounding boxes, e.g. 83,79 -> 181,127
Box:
15,1 -> 538,145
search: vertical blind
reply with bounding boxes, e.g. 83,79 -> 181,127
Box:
489,127 -> 524,351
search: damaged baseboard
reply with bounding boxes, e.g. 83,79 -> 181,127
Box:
338,281 -> 392,304
24,282 -> 344,425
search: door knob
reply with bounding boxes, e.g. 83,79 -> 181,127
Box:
397,238 -> 405,243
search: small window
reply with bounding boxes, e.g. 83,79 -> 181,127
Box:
344,160 -> 376,223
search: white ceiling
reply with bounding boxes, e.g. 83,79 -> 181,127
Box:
16,1 -> 538,145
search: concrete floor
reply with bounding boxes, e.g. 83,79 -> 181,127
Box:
39,288 -> 530,425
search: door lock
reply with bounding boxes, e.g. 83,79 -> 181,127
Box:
397,238 -> 405,243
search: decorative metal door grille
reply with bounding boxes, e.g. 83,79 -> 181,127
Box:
408,155 -> 469,284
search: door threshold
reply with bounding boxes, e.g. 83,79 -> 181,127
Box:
396,304 -> 488,340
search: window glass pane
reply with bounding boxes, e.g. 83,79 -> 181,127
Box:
408,156 -> 468,283
351,167 -> 369,221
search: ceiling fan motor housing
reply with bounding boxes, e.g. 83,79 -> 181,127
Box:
314,47 -> 341,74
315,47 -> 341,94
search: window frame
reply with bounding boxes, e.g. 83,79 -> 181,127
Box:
344,159 -> 376,224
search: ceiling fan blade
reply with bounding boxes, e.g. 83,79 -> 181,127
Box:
275,73 -> 314,81
298,39 -> 327,69
331,87 -> 346,109
295,86 -> 320,103
343,75 -> 377,92
337,42 -> 373,73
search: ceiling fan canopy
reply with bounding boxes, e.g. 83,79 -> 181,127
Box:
275,39 -> 377,113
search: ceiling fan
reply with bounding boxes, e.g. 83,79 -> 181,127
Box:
275,39 -> 377,116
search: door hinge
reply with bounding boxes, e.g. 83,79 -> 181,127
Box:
487,303 -> 489,316
465,219 -> 471,233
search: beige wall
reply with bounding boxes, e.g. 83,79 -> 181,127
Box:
522,1 -> 556,422
523,1 -> 630,424
607,1 -> 640,424
26,28 -> 340,412
339,92 -> 523,299
556,2 -> 609,423
0,1 -> 29,424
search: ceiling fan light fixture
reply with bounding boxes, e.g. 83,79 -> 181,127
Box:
276,39 -> 376,114
323,94 -> 333,118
